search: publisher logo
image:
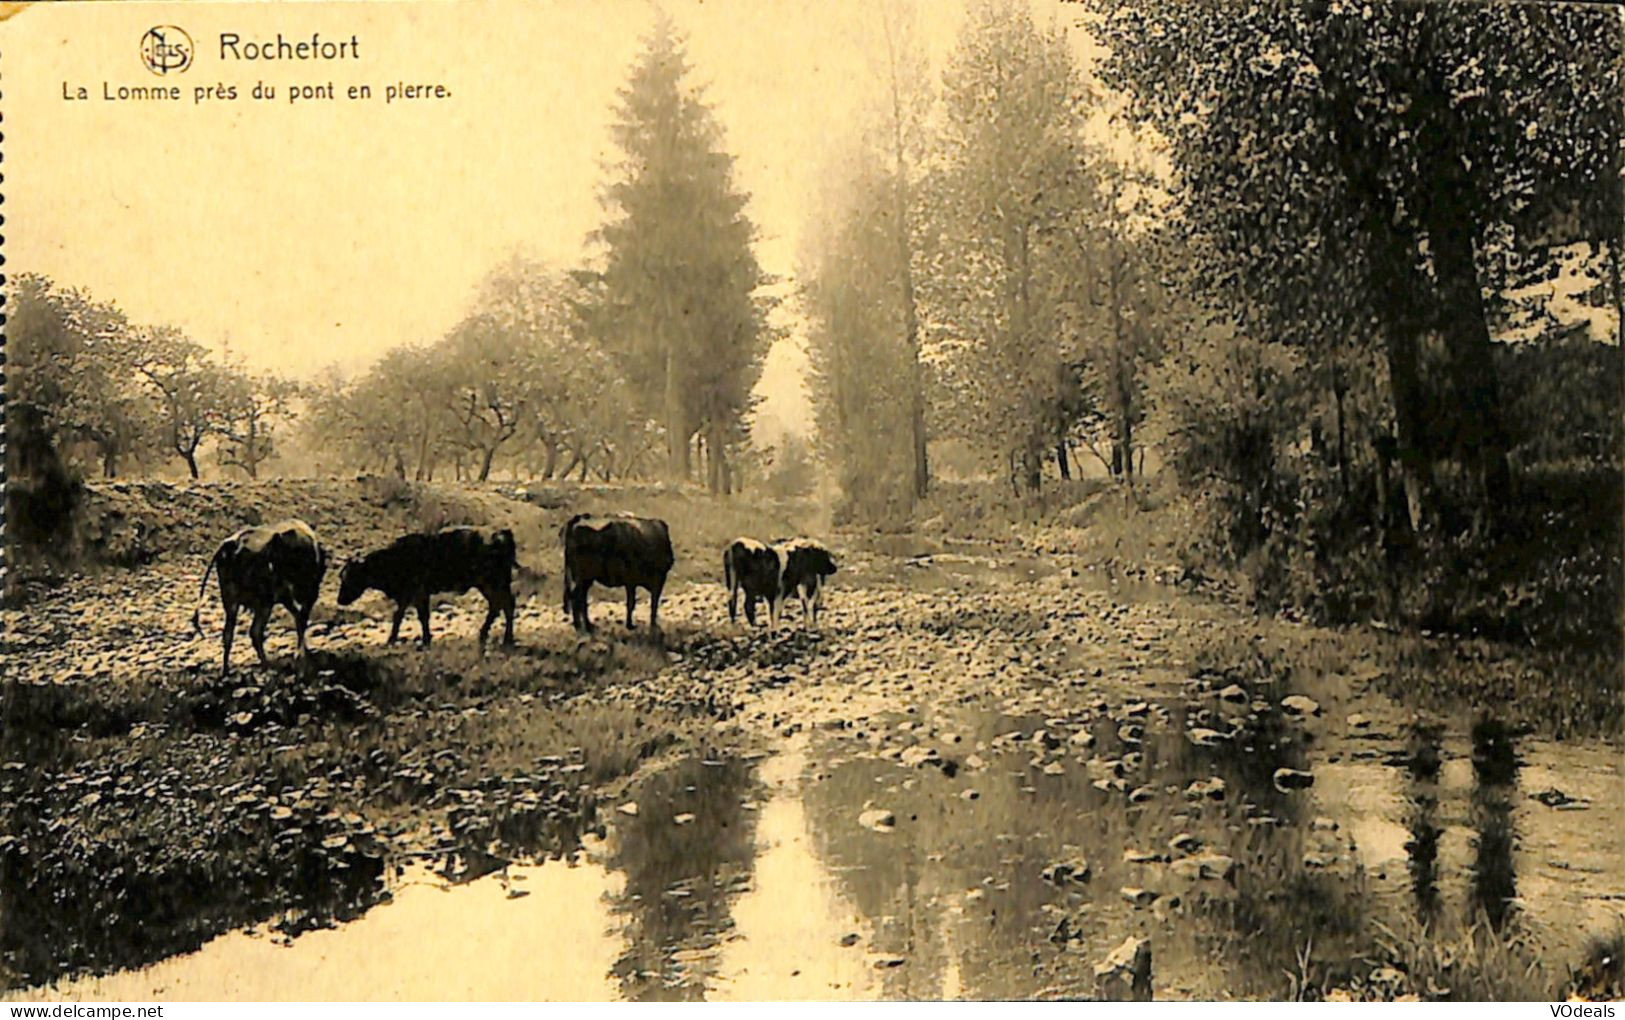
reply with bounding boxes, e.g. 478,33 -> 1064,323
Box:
140,26 -> 193,75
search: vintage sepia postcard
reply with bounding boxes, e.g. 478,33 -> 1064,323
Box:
2,0 -> 1621,1005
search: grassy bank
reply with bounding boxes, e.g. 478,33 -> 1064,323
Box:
1,477 -> 821,988
915,477 -> 1622,741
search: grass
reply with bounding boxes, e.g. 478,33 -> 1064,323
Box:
1363,913 -> 1556,1001
1,602 -> 749,989
2,475 -> 829,989
917,476 -> 1621,741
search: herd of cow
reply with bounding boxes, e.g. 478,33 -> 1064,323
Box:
189,513 -> 839,676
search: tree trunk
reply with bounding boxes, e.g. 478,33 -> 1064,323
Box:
246,416 -> 260,480
897,179 -> 928,503
576,455 -> 590,482
102,445 -> 117,478
664,343 -> 686,480
542,440 -> 558,480
1321,65 -> 1434,535
1386,321 -> 1433,534
414,426 -> 433,482
882,6 -> 929,504
1056,440 -> 1071,481
479,445 -> 497,482
1425,172 -> 1511,515
1332,356 -> 1351,501
1108,241 -> 1135,492
1022,440 -> 1043,493
184,450 -> 200,480
1119,408 -> 1135,486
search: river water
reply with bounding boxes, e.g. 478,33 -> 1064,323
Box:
28,713 -> 1621,1000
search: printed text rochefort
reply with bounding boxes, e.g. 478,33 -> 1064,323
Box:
219,33 -> 361,60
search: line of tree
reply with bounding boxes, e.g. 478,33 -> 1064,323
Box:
11,16 -> 782,497
803,0 -> 1187,511
8,274 -> 301,482
304,257 -> 661,484
802,0 -> 1621,641
315,16 -> 776,493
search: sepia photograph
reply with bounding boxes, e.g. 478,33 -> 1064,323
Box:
1,0 -> 1621,1004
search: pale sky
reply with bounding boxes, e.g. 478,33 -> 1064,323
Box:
3,0 -> 957,442
4,0 -> 1124,443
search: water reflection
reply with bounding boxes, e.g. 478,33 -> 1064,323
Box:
1403,722 -> 1445,922
793,703 -> 1343,1000
603,755 -> 757,1000
710,745 -> 878,999
19,859 -> 623,1001
1469,720 -> 1520,932
11,694 -> 1620,1001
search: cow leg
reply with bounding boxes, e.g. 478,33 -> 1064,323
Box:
573,584 -> 594,634
744,594 -> 758,626
416,596 -> 433,647
478,595 -> 499,648
625,587 -> 637,629
250,608 -> 270,666
388,603 -> 406,644
221,604 -> 240,677
728,582 -> 739,624
812,580 -> 822,626
294,600 -> 313,660
768,595 -> 778,633
501,589 -> 516,647
649,580 -> 665,637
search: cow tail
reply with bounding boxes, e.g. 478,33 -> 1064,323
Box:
724,549 -> 734,594
191,545 -> 223,637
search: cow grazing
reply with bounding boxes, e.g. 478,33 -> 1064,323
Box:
776,538 -> 838,627
337,527 -> 517,648
724,538 -> 782,630
191,519 -> 328,677
561,513 -> 674,634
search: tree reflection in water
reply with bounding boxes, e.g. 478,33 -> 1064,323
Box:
605,756 -> 759,1000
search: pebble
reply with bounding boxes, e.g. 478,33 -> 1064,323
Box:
1272,767 -> 1315,791
1281,695 -> 1321,718
1120,887 -> 1159,907
859,808 -> 896,832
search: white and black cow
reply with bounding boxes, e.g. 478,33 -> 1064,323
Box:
724,537 -> 782,630
561,513 -> 675,634
337,526 -> 517,648
192,519 -> 328,676
774,538 -> 837,627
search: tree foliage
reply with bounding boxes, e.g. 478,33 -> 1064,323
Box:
802,146 -> 919,520
584,14 -> 772,491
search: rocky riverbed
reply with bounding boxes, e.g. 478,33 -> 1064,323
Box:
4,488 -> 1621,1001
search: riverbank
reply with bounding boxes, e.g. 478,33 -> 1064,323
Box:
4,479 -> 1619,999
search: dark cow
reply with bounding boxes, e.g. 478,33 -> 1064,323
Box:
561,513 -> 674,634
724,537 -> 782,630
775,538 -> 837,627
191,519 -> 328,677
337,527 -> 517,648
